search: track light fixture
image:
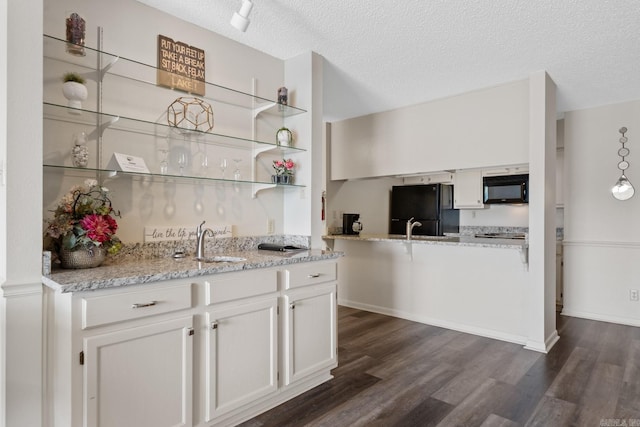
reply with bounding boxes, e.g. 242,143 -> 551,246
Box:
230,0 -> 253,32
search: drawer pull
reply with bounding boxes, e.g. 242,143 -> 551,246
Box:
290,302 -> 296,310
307,273 -> 321,278
211,322 -> 219,330
131,301 -> 158,309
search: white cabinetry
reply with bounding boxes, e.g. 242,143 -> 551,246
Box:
204,270 -> 278,421
46,279 -> 194,427
453,169 -> 484,209
84,317 -> 193,427
46,260 -> 339,427
281,261 -> 337,385
402,172 -> 454,185
481,165 -> 529,177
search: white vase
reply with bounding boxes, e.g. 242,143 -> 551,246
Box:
62,81 -> 88,110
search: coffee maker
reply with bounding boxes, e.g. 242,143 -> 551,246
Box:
342,213 -> 363,235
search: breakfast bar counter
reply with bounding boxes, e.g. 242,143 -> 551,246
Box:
323,233 -> 527,250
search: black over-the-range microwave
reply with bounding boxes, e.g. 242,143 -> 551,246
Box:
482,174 -> 529,204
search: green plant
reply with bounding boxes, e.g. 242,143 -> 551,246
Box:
62,72 -> 86,84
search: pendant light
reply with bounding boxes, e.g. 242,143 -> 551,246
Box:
611,127 -> 635,200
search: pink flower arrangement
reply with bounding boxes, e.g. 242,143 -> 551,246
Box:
273,158 -> 295,176
44,179 -> 122,254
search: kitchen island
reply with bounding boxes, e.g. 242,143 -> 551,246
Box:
43,248 -> 342,427
325,233 -> 530,347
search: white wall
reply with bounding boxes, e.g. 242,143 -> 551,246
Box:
326,177 -> 403,234
2,0 -> 44,425
283,51 -> 324,247
563,99 -> 640,326
331,79 -> 530,180
0,0 -> 7,422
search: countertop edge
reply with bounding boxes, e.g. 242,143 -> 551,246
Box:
43,250 -> 344,293
323,234 -> 527,249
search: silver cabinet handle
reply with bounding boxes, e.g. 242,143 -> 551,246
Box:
131,301 -> 157,309
211,321 -> 218,330
290,302 -> 296,310
307,273 -> 321,278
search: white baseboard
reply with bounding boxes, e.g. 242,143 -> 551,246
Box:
525,330 -> 559,353
338,299 -> 529,348
561,308 -> 640,328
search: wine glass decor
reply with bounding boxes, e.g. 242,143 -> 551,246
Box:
177,152 -> 187,176
611,127 -> 635,200
220,158 -> 228,179
200,152 -> 209,177
158,149 -> 169,175
232,158 -> 242,181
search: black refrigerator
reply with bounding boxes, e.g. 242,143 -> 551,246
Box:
389,184 -> 459,236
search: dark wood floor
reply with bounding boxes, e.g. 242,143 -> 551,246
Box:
242,306 -> 640,427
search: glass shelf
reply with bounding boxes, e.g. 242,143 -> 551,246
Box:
43,102 -> 306,154
44,34 -> 307,117
43,164 -> 303,198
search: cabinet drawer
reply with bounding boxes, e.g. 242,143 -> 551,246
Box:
283,262 -> 337,290
81,282 -> 192,329
206,269 -> 278,305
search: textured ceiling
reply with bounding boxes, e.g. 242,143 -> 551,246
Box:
136,0 -> 640,121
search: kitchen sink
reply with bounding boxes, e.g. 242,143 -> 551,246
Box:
411,235 -> 458,241
196,256 -> 247,263
387,235 -> 458,241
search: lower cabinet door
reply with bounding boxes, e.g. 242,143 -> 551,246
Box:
83,316 -> 193,427
205,297 -> 278,422
283,283 -> 337,385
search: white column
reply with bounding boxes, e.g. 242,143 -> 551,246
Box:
1,0 -> 44,426
0,0 -> 7,424
526,71 -> 559,352
283,52 -> 324,247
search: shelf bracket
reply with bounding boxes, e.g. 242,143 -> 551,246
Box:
87,116 -> 119,141
252,101 -> 277,119
99,56 -> 119,82
252,183 -> 277,198
81,56 -> 119,84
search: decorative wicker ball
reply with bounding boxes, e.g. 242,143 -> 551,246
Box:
166,97 -> 214,133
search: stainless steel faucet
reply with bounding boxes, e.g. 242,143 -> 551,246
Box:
406,217 -> 422,240
196,221 -> 214,260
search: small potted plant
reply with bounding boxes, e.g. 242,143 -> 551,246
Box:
272,158 -> 295,184
62,72 -> 88,110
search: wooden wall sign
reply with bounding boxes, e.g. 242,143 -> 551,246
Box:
157,35 -> 206,96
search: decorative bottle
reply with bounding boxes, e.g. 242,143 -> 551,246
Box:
71,132 -> 89,167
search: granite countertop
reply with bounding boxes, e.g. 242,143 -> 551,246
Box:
43,249 -> 343,293
323,234 -> 527,249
